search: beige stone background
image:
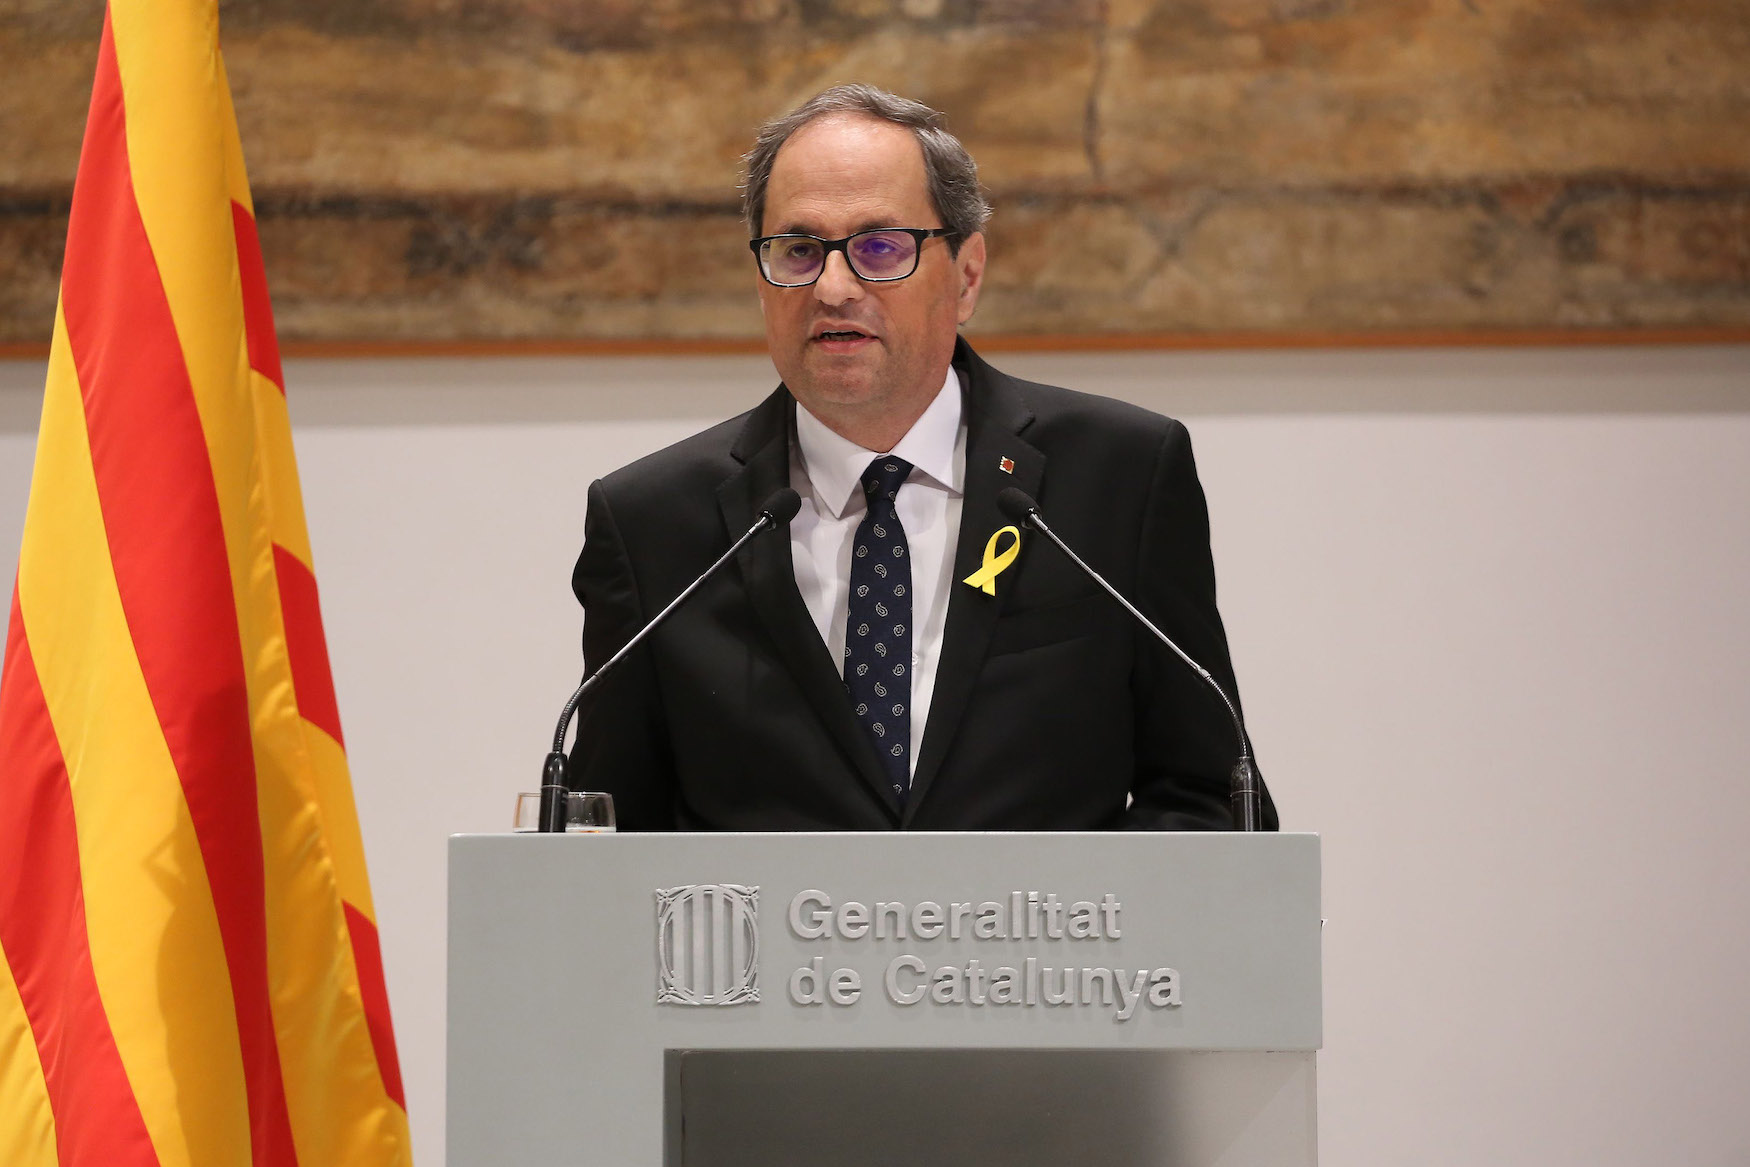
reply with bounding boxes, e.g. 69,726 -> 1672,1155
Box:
2,0 -> 1748,346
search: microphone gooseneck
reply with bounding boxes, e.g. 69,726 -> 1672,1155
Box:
537,487 -> 802,832
995,487 -> 1264,831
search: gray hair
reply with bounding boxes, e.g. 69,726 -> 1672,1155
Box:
742,83 -> 991,255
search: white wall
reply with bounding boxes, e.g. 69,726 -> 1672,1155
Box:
2,344 -> 1747,1166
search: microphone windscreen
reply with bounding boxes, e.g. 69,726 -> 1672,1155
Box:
996,486 -> 1039,523
761,487 -> 803,526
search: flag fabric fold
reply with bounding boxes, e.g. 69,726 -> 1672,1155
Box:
0,3 -> 411,1164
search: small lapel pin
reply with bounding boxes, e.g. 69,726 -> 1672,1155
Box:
998,456 -> 1015,474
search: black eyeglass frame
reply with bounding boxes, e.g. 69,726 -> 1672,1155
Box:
749,227 -> 959,287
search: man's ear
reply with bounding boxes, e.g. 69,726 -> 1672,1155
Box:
955,232 -> 987,325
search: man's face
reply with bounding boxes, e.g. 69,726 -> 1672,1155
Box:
757,114 -> 985,444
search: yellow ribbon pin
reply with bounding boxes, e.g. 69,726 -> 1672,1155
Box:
963,525 -> 1022,595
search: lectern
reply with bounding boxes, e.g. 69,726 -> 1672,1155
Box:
448,832 -> 1321,1166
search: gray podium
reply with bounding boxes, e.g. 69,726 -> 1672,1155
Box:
448,832 -> 1321,1167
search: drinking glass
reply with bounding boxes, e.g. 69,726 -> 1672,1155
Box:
512,791 -> 616,833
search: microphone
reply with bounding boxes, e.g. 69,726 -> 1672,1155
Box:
537,487 -> 802,832
996,487 -> 1265,831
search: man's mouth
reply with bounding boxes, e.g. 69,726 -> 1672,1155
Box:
812,325 -> 877,346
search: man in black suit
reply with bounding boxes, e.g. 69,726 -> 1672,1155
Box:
569,84 -> 1276,832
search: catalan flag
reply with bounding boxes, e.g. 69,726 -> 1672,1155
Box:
0,2 -> 410,1164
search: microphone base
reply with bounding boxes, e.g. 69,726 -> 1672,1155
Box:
1229,758 -> 1264,832
538,752 -> 570,833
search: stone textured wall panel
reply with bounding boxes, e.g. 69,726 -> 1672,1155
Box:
1,0 -> 1746,344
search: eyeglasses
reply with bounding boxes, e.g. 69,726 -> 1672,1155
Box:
750,228 -> 957,288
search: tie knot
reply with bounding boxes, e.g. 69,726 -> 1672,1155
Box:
860,456 -> 913,506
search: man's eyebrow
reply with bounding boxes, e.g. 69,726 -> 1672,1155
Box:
771,221 -> 902,238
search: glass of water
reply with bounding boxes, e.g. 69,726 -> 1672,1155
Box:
512,791 -> 616,833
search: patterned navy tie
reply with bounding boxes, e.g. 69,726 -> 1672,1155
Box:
844,455 -> 914,804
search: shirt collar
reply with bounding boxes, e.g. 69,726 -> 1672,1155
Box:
795,366 -> 964,520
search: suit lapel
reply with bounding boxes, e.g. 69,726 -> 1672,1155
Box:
718,388 -> 902,819
905,341 -> 1043,822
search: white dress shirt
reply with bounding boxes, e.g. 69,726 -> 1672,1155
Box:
789,367 -> 967,776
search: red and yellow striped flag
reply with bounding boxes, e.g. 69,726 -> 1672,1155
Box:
0,2 -> 411,1164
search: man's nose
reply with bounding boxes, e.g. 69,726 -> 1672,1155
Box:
812,250 -> 864,306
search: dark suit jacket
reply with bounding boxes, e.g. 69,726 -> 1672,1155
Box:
569,338 -> 1277,831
